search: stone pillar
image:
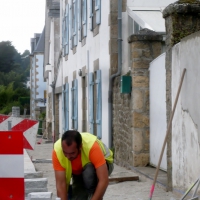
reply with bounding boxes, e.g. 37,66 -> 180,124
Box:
109,0 -> 127,75
163,1 -> 200,190
109,0 -> 118,75
128,29 -> 162,166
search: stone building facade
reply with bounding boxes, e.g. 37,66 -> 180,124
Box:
113,29 -> 163,167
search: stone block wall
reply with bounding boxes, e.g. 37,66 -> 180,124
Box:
113,29 -> 162,167
113,80 -> 132,167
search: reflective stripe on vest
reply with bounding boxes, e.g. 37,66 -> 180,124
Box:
54,132 -> 113,185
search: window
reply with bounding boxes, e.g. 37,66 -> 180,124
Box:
79,0 -> 87,41
89,70 -> 102,138
71,79 -> 78,130
134,21 -> 141,34
63,4 -> 69,56
89,0 -> 101,31
128,16 -> 142,35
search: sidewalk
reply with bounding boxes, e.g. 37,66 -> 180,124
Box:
26,137 -> 178,200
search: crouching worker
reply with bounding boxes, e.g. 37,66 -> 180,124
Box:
52,130 -> 114,200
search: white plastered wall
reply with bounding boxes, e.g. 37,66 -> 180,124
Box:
149,53 -> 167,171
35,54 -> 46,107
172,32 -> 200,190
57,0 -> 110,146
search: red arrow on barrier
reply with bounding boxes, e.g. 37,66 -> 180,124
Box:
0,115 -> 39,150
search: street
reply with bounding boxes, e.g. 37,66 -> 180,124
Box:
27,137 -> 178,200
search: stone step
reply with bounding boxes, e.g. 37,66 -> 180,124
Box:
25,178 -> 48,196
27,192 -> 53,200
24,171 -> 43,179
26,188 -> 48,196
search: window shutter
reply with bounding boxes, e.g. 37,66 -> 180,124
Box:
65,83 -> 69,131
74,79 -> 78,130
62,18 -> 65,54
83,0 -> 87,37
95,70 -> 102,139
73,0 -> 78,46
62,85 -> 65,133
89,0 -> 93,31
71,80 -> 78,130
89,73 -> 94,134
78,0 -> 82,42
71,81 -> 74,129
69,4 -> 73,50
65,4 -> 69,55
95,0 -> 101,25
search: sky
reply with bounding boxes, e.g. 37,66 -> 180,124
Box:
0,0 -> 45,54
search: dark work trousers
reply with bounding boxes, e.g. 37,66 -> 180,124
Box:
70,162 -> 114,200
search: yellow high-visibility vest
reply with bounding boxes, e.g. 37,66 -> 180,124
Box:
54,132 -> 113,185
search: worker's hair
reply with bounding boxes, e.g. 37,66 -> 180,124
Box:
61,130 -> 82,149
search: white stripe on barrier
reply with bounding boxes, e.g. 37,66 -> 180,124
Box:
24,123 -> 39,149
0,117 -> 22,130
0,155 -> 24,177
0,115 -> 39,150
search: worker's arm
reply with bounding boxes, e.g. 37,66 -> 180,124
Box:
55,170 -> 68,200
91,163 -> 109,200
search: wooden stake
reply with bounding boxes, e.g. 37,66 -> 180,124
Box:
109,176 -> 139,183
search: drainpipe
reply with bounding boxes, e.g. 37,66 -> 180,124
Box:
50,81 -> 56,143
108,0 -> 122,148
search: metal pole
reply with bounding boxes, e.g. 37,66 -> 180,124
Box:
24,108 -> 27,118
52,84 -> 55,143
8,121 -> 12,130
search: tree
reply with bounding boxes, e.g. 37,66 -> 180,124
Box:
0,41 -> 31,115
0,41 -> 19,73
0,82 -> 30,114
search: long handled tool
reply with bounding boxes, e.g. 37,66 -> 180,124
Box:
148,68 -> 186,200
180,175 -> 200,200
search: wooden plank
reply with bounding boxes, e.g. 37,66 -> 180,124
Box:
109,176 -> 139,183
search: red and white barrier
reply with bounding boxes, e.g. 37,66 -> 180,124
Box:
0,115 -> 39,150
0,131 -> 24,199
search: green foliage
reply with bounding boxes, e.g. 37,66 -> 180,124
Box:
0,83 -> 14,109
178,0 -> 200,4
0,41 -> 17,73
39,112 -> 46,120
0,42 -> 31,115
0,101 -> 21,115
19,97 -> 30,115
0,41 -> 30,85
0,83 -> 30,114
0,71 -> 27,89
19,97 -> 30,105
37,120 -> 43,135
